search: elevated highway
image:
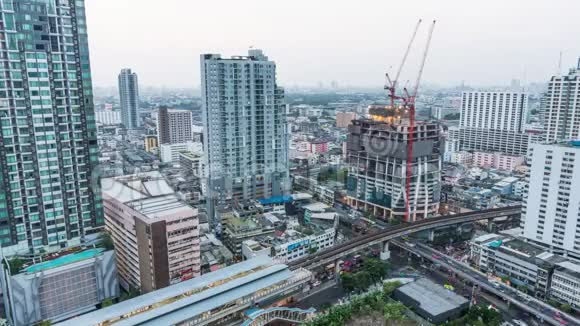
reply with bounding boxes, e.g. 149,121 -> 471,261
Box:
288,206 -> 521,270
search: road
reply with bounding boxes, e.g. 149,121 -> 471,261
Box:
294,281 -> 345,310
393,240 -> 579,326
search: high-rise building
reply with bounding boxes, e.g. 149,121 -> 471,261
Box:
460,91 -> 528,132
118,68 -> 140,129
157,107 -> 193,145
201,49 -> 289,220
447,126 -> 543,156
522,141 -> 580,260
345,108 -> 443,222
0,0 -> 103,255
543,62 -> 580,143
102,171 -> 201,293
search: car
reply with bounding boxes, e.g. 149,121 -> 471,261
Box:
512,320 -> 528,326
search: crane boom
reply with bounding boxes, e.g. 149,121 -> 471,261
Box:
393,19 -> 422,91
404,19 -> 436,223
411,20 -> 436,100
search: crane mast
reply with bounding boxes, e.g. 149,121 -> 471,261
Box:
404,20 -> 436,222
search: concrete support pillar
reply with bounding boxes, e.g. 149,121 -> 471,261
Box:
335,260 -> 341,281
380,241 -> 391,261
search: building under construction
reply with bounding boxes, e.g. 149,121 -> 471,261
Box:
345,106 -> 443,222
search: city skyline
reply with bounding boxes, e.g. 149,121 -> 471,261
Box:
85,0 -> 580,88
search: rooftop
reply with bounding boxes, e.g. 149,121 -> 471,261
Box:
101,172 -> 197,220
57,256 -> 302,326
23,248 -> 105,274
396,278 -> 468,316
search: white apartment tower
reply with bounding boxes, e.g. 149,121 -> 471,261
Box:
543,61 -> 580,143
522,141 -> 580,260
118,68 -> 140,129
460,91 -> 528,132
201,50 -> 290,220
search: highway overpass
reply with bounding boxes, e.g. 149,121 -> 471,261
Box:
288,206 -> 521,270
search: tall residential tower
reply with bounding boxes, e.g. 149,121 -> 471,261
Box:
201,49 -> 289,220
0,0 -> 103,254
118,68 -> 140,129
543,61 -> 580,143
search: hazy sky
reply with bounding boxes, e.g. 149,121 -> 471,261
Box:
85,0 -> 580,89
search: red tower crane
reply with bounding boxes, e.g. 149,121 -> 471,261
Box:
403,20 -> 436,222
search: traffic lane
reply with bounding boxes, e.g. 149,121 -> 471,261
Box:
417,244 -> 579,325
397,242 -> 572,326
295,283 -> 345,310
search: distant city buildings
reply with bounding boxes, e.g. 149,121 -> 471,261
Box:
144,135 -> 159,152
118,68 -> 140,129
346,110 -> 442,222
522,141 -> 580,260
201,50 -> 290,221
543,62 -> 580,143
157,107 -> 193,145
95,109 -> 121,125
102,172 -> 201,293
0,0 -> 103,255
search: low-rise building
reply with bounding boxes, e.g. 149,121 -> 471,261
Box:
1,249 -> 119,326
102,171 -> 201,293
393,278 -> 468,324
242,239 -> 272,260
550,261 -> 580,309
160,141 -> 203,163
491,177 -> 520,195
272,227 -> 335,263
470,233 -> 565,298
220,202 -> 276,260
144,135 -> 158,152
472,152 -> 525,171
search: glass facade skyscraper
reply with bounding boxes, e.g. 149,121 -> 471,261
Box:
118,68 -> 139,129
0,0 -> 103,255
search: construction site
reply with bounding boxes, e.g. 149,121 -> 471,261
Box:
345,20 -> 443,222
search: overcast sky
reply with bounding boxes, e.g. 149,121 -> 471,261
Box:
85,0 -> 580,89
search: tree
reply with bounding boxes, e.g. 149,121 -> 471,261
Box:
340,273 -> 357,292
548,299 -> 560,308
101,298 -> 114,308
7,258 -> 24,274
98,232 -> 114,250
119,286 -> 140,301
383,302 -> 407,321
383,281 -> 402,297
362,258 -> 390,282
37,321 -> 52,326
354,271 -> 372,292
561,304 -> 572,313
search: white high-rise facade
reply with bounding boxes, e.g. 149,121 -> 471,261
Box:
460,91 -> 528,132
522,142 -> 580,260
201,50 -> 289,220
118,68 -> 140,129
543,62 -> 580,143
